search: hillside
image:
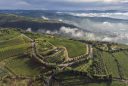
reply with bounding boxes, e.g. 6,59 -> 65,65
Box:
0,29 -> 128,86
0,14 -> 77,32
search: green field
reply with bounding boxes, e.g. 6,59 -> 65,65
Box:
113,51 -> 128,79
102,52 -> 119,78
92,48 -> 108,75
93,47 -> 128,79
0,29 -> 20,41
0,29 -> 128,86
54,73 -> 126,86
5,56 -> 41,76
42,36 -> 87,58
0,35 -> 31,61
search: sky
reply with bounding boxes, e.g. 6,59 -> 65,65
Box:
0,0 -> 127,10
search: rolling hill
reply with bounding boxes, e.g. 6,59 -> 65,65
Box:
0,29 -> 128,86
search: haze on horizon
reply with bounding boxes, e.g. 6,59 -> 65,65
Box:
0,0 -> 127,10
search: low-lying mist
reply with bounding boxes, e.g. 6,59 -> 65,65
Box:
38,19 -> 128,44
61,18 -> 128,44
38,13 -> 128,44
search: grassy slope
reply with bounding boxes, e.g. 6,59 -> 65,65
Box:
101,51 -> 128,79
102,52 -> 119,78
42,36 -> 87,58
1,29 -> 128,86
93,43 -> 128,80
0,34 -> 31,61
113,51 -> 128,79
0,29 -> 19,40
5,56 -> 41,76
0,29 -> 40,76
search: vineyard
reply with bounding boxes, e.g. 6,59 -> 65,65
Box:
5,55 -> 41,76
35,39 -> 65,63
0,29 -> 20,41
0,34 -> 31,61
92,48 -> 108,75
113,51 -> 128,79
74,60 -> 93,72
93,43 -> 128,80
0,29 -> 128,86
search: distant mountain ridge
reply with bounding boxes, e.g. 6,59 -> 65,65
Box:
0,14 -> 78,32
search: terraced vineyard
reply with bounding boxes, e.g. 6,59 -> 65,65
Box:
0,29 -> 20,41
0,29 -> 128,86
0,33 -> 31,61
5,55 -> 41,76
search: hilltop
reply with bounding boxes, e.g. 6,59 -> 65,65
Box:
0,29 -> 128,86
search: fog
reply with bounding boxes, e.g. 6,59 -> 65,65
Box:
68,12 -> 128,20
42,16 -> 49,20
39,13 -> 128,44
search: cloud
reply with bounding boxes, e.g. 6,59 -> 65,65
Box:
41,16 -> 49,20
60,26 -> 85,37
53,0 -> 125,3
0,0 -> 30,6
0,0 -> 128,10
15,1 -> 30,6
59,26 -> 128,44
36,20 -> 128,44
70,0 -> 118,2
0,0 -> 31,9
70,19 -> 128,34
66,12 -> 128,20
0,0 -> 127,11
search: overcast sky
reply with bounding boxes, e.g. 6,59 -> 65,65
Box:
0,0 -> 127,10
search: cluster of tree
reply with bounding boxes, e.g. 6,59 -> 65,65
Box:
92,74 -> 112,82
